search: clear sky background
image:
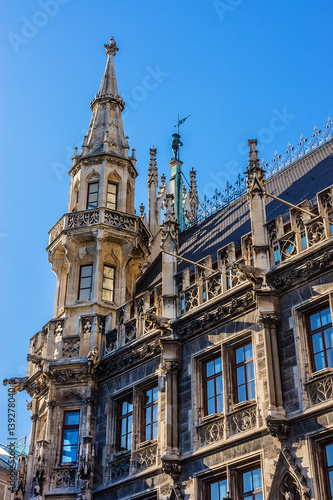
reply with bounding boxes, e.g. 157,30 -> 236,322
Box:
0,0 -> 332,448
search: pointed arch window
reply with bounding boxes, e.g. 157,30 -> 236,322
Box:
87,182 -> 99,209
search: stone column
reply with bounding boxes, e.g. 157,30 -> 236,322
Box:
160,335 -> 182,481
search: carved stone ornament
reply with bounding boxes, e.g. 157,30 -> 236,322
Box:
97,339 -> 161,379
177,291 -> 254,339
272,251 -> 333,290
3,376 -> 28,393
162,460 -> 182,480
267,418 -> 290,441
258,313 -> 280,328
145,311 -> 173,334
87,346 -> 99,373
161,361 -> 181,375
48,367 -> 89,384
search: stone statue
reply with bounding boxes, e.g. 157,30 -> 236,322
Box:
87,346 -> 99,373
232,262 -> 268,289
144,312 -> 173,334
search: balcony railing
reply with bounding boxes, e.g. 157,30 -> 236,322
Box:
48,208 -> 150,248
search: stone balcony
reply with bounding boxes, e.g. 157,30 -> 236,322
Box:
48,208 -> 150,249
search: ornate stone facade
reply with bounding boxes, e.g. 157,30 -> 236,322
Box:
4,38 -> 333,500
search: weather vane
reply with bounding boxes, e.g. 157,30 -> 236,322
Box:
171,114 -> 190,160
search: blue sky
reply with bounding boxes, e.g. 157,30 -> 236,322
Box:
0,0 -> 332,447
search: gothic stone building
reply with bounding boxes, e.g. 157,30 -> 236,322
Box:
4,38 -> 333,500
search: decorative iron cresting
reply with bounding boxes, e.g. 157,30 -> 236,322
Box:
184,118 -> 333,230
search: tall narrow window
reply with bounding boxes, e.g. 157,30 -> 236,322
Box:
235,342 -> 255,403
87,181 -> 99,209
107,182 -> 117,210
142,386 -> 158,441
209,478 -> 228,499
241,467 -> 263,499
78,264 -> 93,300
102,265 -> 115,302
325,443 -> 333,499
118,398 -> 133,452
204,356 -> 223,415
273,241 -> 280,265
308,306 -> 333,371
61,411 -> 80,463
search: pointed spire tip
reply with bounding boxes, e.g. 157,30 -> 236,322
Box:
104,37 -> 119,56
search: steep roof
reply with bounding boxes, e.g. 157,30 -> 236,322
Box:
136,140 -> 333,292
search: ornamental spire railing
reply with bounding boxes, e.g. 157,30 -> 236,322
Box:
183,117 -> 333,230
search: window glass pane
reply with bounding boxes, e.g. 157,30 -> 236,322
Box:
329,470 -> 333,496
254,494 -> 263,500
325,327 -> 333,348
80,277 -> 92,289
245,343 -> 253,360
127,401 -> 133,412
146,389 -> 152,404
206,360 -> 215,377
242,470 -> 252,492
153,421 -> 158,439
128,415 -> 133,429
207,379 -> 215,399
252,468 -> 262,489
104,266 -> 114,279
248,380 -> 256,400
310,311 -> 321,331
153,386 -> 158,401
64,411 -> 79,425
146,408 -> 151,424
102,289 -> 112,302
81,265 -> 92,278
321,308 -> 332,326
108,182 -> 117,193
218,479 -> 227,498
246,361 -> 254,380
327,348 -> 333,368
103,277 -> 113,290
238,384 -> 246,403
210,482 -> 219,499
79,288 -> 90,300
216,375 -> 223,395
326,444 -> 333,466
207,398 -> 215,415
127,432 -> 132,450
216,394 -> 223,413
121,435 -> 126,450
314,351 -> 326,371
237,366 -> 245,386
63,429 -> 78,445
145,425 -> 150,441
121,419 -> 126,435
89,182 -> 98,193
214,357 -> 222,373
153,404 -> 158,422
312,332 -> 324,354
62,445 -> 77,462
236,346 -> 244,364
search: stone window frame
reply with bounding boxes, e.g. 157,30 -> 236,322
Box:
56,404 -> 82,467
116,394 -> 134,453
78,263 -> 93,301
202,353 -> 224,417
195,453 -> 263,500
309,432 -> 333,499
193,330 -> 257,451
109,375 -> 160,462
86,180 -> 99,209
106,181 -> 118,210
138,381 -> 159,446
294,293 -> 333,411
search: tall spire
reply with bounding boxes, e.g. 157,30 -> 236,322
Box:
82,37 -> 128,157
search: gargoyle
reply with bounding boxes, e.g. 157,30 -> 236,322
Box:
144,311 -> 173,334
232,263 -> 269,289
3,376 -> 28,393
27,354 -> 50,372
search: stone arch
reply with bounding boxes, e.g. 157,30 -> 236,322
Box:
58,391 -> 83,405
86,168 -> 100,181
279,471 -> 301,500
107,170 -> 121,183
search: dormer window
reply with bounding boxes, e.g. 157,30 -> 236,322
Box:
107,182 -> 117,210
87,182 -> 99,209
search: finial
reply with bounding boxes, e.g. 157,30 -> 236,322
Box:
149,146 -> 157,167
248,139 -> 259,167
139,203 -> 145,217
131,148 -> 136,160
104,37 -> 119,56
161,173 -> 166,186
